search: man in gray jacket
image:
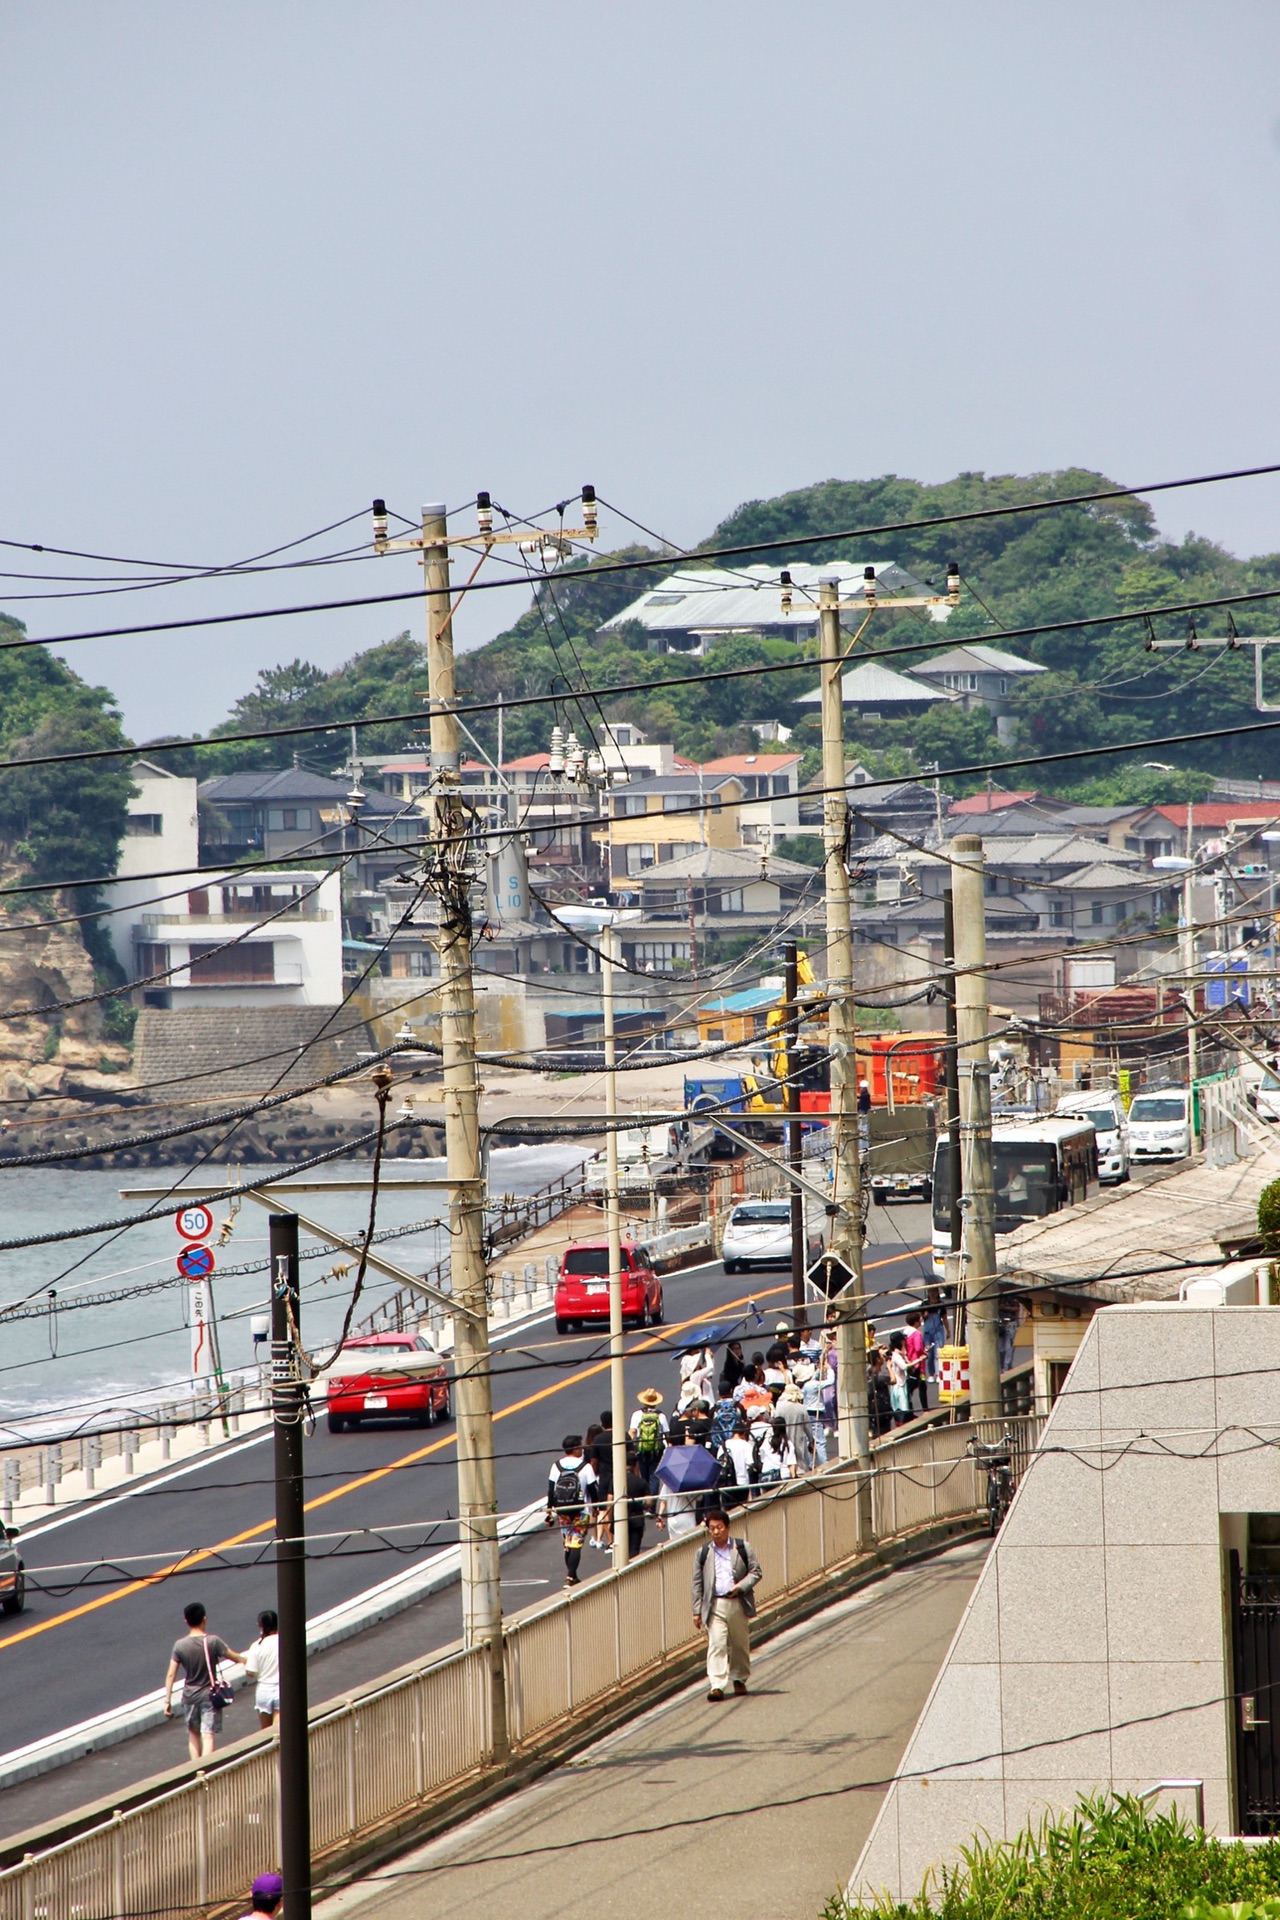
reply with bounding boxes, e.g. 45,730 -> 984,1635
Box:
691,1509 -> 763,1700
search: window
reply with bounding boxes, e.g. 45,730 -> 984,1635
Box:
663,793 -> 689,811
625,843 -> 657,874
187,942 -> 275,984
126,813 -> 162,836
711,888 -> 744,914
998,678 -> 1009,695
1091,901 -> 1105,925
615,794 -> 647,818
136,941 -> 169,976
644,593 -> 685,607
984,874 -> 998,896
266,807 -> 313,831
1051,899 -> 1068,927
771,775 -> 790,795
187,889 -> 210,916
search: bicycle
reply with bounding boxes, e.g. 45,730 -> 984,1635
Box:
968,1433 -> 1014,1533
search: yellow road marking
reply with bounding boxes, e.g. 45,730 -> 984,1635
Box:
0,1247 -> 927,1649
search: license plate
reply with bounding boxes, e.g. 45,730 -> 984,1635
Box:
363,1394 -> 389,1409
586,1282 -> 608,1294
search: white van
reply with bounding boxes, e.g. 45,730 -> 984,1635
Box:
1055,1091 -> 1130,1185
1127,1087 -> 1193,1161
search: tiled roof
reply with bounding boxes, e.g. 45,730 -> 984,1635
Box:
795,662 -> 950,708
948,790 -> 1039,814
698,752 -> 802,774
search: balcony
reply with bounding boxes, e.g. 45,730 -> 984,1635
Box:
174,963 -> 305,989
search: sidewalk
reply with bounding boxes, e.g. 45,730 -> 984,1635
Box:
319,1537 -> 987,1920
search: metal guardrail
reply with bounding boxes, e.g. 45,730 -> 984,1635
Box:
0,1413 -> 1041,1920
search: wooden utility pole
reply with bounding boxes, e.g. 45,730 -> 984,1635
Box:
818,574 -> 870,1468
601,920 -> 630,1568
949,833 -> 1000,1421
784,939 -> 806,1327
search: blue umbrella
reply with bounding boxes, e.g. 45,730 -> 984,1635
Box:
653,1443 -> 722,1494
681,1321 -> 737,1349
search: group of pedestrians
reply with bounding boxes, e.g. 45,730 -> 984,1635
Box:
866,1298 -> 950,1435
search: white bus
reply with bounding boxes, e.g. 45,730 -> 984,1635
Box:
930,1115 -> 1099,1276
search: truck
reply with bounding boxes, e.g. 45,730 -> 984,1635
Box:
866,1103 -> 936,1204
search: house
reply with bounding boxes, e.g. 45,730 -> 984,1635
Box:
199,768 -> 408,866
107,760 -> 200,974
599,560 -> 944,657
948,788 -> 1049,817
912,642 -> 1047,738
132,869 -> 343,1009
597,770 -> 748,880
634,844 -> 817,923
697,751 -> 803,846
794,660 -> 954,720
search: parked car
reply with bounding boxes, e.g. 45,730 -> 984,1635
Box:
721,1198 -> 824,1273
1055,1091 -> 1131,1185
554,1238 -> 664,1334
1255,1071 -> 1280,1123
1127,1087 -> 1193,1161
0,1524 -> 24,1616
320,1332 -> 451,1434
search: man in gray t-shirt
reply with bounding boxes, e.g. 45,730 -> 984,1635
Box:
164,1600 -> 244,1760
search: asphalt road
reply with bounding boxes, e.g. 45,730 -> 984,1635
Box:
0,1213 -> 935,1782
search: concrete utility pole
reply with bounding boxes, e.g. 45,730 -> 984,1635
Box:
269,1213 -> 310,1920
783,939 -> 807,1327
942,890 -> 964,1258
377,500 -> 508,1758
600,920 -> 630,1569
948,834 -> 1000,1421
818,574 -> 870,1468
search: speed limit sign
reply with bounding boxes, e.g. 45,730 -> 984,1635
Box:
176,1203 -> 215,1242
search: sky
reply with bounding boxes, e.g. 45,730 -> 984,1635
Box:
3,1 -> 1280,745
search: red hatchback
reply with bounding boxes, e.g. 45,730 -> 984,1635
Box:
554,1238 -> 665,1335
322,1332 -> 451,1434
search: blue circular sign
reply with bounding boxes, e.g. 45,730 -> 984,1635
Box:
177,1244 -> 216,1279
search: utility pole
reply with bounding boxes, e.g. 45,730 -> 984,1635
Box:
601,921 -> 630,1568
818,573 -> 870,1469
942,891 -> 964,1259
374,499 -> 508,1760
783,939 -> 806,1327
269,1213 -> 310,1920
948,834 -> 1000,1421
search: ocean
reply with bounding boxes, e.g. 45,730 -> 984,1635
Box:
0,1143 -> 588,1437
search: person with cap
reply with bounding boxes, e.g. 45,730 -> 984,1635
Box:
629,1387 -> 668,1490
691,1508 -> 762,1700
236,1874 -> 283,1920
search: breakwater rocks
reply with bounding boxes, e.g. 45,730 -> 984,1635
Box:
0,1099 -> 445,1171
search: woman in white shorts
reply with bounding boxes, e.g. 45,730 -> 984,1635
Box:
244,1608 -> 280,1728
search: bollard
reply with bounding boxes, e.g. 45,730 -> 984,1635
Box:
544,1254 -> 557,1297
122,1429 -> 137,1475
429,1305 -> 444,1342
160,1405 -> 173,1461
81,1435 -> 94,1492
523,1262 -> 536,1306
46,1443 -> 62,1505
3,1456 -> 19,1525
228,1384 -> 241,1434
500,1269 -> 515,1309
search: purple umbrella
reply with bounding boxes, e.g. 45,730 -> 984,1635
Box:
653,1443 -> 722,1494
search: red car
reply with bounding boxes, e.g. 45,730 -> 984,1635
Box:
554,1238 -> 665,1335
322,1332 -> 451,1433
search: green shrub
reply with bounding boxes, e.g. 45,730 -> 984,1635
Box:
1260,1178 -> 1280,1252
824,1796 -> 1280,1918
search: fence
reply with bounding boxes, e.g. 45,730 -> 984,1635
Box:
0,1412 -> 1040,1920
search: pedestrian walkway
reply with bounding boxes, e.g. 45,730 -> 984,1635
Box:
318,1537 -> 986,1920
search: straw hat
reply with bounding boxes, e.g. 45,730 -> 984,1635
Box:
637,1387 -> 664,1408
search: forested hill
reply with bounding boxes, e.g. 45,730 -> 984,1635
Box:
200,470 -> 1280,794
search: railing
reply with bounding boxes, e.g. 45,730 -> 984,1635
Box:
0,1414 -> 1041,1920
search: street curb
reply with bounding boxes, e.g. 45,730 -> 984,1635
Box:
0,1502 -> 545,1792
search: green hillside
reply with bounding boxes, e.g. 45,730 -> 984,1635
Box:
204,470 -> 1280,791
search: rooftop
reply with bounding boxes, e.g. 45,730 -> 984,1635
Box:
795,661 -> 951,709
600,560 -> 941,637
635,844 -> 816,882
914,643 -> 1047,677
948,790 -> 1041,814
698,752 -> 802,775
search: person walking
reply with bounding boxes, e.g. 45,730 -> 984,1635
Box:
586,1411 -> 614,1551
904,1312 -> 930,1415
624,1447 -> 650,1559
233,1874 -> 283,1920
243,1608 -> 280,1729
163,1599 -> 244,1760
776,1382 -> 811,1471
691,1509 -> 762,1700
629,1387 -> 668,1490
545,1435 -> 596,1588
795,1359 -> 827,1465
922,1291 -> 949,1384
886,1329 -> 911,1427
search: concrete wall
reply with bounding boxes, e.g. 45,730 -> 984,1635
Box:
852,1299 -> 1280,1903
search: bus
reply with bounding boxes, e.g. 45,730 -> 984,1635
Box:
930,1115 -> 1099,1276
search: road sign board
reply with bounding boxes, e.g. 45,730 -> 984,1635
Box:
177,1244 -> 216,1280
176,1204 -> 215,1242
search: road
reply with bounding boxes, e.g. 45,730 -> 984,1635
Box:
0,1210 -> 934,1824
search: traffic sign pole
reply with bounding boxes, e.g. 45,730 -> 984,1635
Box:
270,1212 -> 311,1920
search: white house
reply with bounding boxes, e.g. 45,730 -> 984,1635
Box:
107,761 -> 200,974
130,868 -> 344,1009
600,561 -> 946,656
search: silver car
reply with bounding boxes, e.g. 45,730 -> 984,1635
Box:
1,1524 -> 25,1616
721,1199 -> 823,1274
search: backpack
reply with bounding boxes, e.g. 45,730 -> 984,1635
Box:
551,1462 -> 585,1511
635,1409 -> 664,1454
710,1399 -> 737,1448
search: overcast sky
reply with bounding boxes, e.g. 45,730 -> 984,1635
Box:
3,2 -> 1280,744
